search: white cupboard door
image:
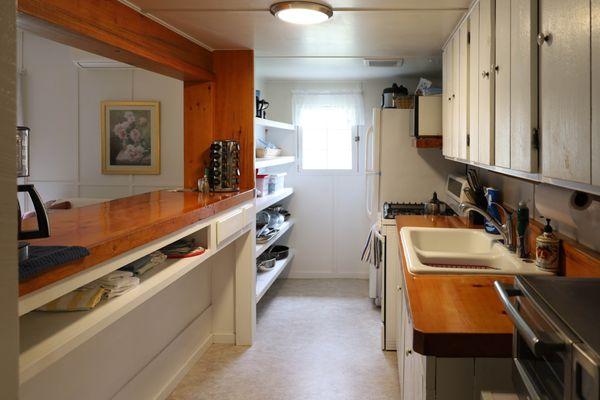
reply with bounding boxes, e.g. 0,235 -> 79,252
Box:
402,301 -> 416,400
540,0 -> 591,183
593,0 -> 600,185
459,23 -> 470,161
469,4 -> 481,163
510,0 -> 539,173
396,284 -> 405,399
452,34 -> 461,159
494,0 -> 511,168
479,0 -> 495,165
442,47 -> 452,157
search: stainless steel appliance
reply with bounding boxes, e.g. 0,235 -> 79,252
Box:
495,276 -> 600,400
209,140 -> 240,192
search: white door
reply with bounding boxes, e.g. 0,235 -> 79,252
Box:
365,108 -> 381,224
458,23 -> 469,161
593,0 -> 600,185
540,0 -> 591,183
479,0 -> 495,165
469,3 -> 481,163
510,0 -> 538,173
494,0 -> 511,168
452,34 -> 461,158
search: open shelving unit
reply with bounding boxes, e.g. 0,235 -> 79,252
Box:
19,248 -> 214,383
256,188 -> 294,212
256,250 -> 295,303
255,156 -> 296,169
256,219 -> 295,257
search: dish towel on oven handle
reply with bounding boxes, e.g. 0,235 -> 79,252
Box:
361,224 -> 383,268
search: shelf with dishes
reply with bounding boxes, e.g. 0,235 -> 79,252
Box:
256,219 -> 295,257
254,117 -> 295,132
256,249 -> 295,303
256,188 -> 294,212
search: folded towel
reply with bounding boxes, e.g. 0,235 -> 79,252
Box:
37,286 -> 106,312
20,245 -> 90,281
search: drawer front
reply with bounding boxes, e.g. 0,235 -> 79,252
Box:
216,208 -> 244,245
242,204 -> 256,225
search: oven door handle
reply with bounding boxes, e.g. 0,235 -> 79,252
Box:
494,281 -> 563,357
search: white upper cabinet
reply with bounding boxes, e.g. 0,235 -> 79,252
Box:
469,4 -> 480,163
540,0 -> 591,184
593,0 -> 600,186
478,0 -> 495,166
452,34 -> 461,158
510,0 -> 538,173
442,45 -> 453,158
494,0 -> 510,168
458,23 -> 470,161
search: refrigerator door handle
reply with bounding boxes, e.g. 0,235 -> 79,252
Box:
365,126 -> 374,172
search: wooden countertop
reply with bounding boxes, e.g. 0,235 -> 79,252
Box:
21,190 -> 254,296
396,215 -> 514,358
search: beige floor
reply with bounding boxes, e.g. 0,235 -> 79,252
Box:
168,279 -> 401,400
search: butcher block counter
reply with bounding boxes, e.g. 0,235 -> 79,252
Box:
21,189 -> 254,296
395,215 -> 514,358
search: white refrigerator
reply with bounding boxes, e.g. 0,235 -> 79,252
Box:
364,108 -> 451,350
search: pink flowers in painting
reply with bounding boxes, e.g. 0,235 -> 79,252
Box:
109,109 -> 152,165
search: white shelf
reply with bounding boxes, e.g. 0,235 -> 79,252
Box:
19,249 -> 214,383
256,250 -> 295,303
254,117 -> 295,131
255,156 -> 296,169
256,219 -> 295,258
256,187 -> 294,212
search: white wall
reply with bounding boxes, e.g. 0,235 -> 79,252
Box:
18,31 -> 183,206
261,78 -> 453,278
0,1 -> 19,397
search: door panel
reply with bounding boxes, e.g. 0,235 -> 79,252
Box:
511,0 -> 538,172
469,4 -> 480,163
443,47 -> 452,157
452,34 -> 461,158
479,0 -> 495,165
459,23 -> 469,161
495,0 -> 511,168
540,0 -> 591,183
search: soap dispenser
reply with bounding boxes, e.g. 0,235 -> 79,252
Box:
535,218 -> 560,273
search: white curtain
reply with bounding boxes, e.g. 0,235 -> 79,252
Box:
292,89 -> 365,127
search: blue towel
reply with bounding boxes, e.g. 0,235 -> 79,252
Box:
20,245 -> 90,281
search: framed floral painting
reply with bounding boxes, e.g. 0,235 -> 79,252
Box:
101,101 -> 160,174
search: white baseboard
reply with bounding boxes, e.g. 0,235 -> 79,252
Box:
212,333 -> 236,344
286,271 -> 369,279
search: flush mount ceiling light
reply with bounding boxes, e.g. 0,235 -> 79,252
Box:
270,1 -> 333,25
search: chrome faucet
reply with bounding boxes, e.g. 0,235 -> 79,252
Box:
459,202 -> 516,252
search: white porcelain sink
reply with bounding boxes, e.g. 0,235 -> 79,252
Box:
400,227 -> 552,276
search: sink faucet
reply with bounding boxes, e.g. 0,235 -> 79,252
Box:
459,202 -> 516,252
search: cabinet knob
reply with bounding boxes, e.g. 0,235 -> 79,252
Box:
493,64 -> 500,72
481,70 -> 489,78
537,32 -> 552,46
396,285 -> 401,291
405,349 -> 412,357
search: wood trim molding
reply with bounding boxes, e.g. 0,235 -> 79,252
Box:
17,0 -> 215,81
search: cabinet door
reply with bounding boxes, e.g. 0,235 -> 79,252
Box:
479,0 -> 495,165
494,0 -> 511,168
442,46 -> 453,157
402,301 -> 416,400
469,4 -> 480,163
452,34 -> 461,158
540,0 -> 591,183
510,0 -> 538,173
396,284 -> 404,399
593,0 -> 600,185
458,23 -> 469,161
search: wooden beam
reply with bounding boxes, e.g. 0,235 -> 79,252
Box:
17,0 -> 215,82
184,82 -> 214,189
213,50 -> 255,191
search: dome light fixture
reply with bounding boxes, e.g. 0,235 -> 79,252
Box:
270,1 -> 333,25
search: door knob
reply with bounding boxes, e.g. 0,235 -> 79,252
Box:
537,32 -> 552,46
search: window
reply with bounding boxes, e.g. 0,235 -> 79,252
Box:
292,90 -> 364,172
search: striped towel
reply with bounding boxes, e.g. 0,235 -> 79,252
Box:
361,224 -> 383,268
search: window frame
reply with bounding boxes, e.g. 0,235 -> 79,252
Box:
297,124 -> 360,176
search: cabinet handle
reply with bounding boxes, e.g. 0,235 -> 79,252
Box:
481,70 -> 489,78
405,349 -> 412,357
396,285 -> 402,291
537,32 -> 552,46
494,64 -> 500,73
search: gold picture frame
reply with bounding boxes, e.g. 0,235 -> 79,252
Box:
101,100 -> 160,175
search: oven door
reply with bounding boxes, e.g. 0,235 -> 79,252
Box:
495,282 -> 572,400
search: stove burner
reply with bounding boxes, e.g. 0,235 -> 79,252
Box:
383,202 -> 456,219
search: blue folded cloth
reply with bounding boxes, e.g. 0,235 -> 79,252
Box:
20,245 -> 90,281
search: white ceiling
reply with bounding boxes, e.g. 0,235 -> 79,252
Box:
124,0 -> 468,80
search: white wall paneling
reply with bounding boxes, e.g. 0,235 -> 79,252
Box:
19,31 -> 183,208
494,0 -> 511,168
539,0 -> 591,183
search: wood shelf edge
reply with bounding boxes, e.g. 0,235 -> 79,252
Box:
412,136 -> 443,149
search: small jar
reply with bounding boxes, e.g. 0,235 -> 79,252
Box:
535,218 -> 559,273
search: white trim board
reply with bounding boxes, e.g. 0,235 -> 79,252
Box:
285,272 -> 369,279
